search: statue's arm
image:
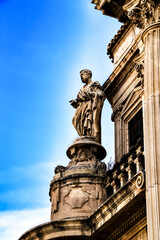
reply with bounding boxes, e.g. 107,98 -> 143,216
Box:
69,88 -> 88,108
69,99 -> 79,108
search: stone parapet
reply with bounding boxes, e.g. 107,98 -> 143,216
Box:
105,143 -> 144,199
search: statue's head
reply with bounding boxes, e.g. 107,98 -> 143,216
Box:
80,69 -> 92,83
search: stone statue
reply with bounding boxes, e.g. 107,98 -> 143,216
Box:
70,69 -> 105,143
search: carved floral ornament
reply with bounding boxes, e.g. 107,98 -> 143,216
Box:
123,0 -> 156,28
134,62 -> 144,87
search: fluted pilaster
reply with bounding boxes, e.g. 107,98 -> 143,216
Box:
142,21 -> 160,240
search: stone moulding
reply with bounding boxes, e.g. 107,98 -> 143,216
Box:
105,207 -> 146,240
123,0 -> 141,12
107,22 -> 130,62
102,39 -> 140,98
91,0 -> 127,22
88,171 -> 145,226
18,219 -> 91,240
142,21 -> 160,42
66,137 -> 106,161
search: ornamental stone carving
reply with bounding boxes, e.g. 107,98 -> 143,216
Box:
124,0 -> 156,28
51,188 -> 60,213
66,137 -> 107,176
141,0 -> 155,22
134,63 -> 144,87
136,171 -> 145,189
54,165 -> 66,174
64,187 -> 89,209
128,7 -> 144,28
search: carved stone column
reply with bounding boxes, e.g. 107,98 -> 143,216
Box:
123,1 -> 160,238
142,20 -> 160,240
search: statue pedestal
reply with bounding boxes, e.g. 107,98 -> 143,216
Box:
50,137 -> 107,221
67,136 -> 106,169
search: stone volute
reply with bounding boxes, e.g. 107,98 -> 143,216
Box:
49,70 -> 107,221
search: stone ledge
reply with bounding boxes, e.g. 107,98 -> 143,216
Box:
18,219 -> 91,240
88,171 -> 145,227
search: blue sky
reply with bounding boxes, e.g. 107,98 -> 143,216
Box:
0,0 -> 121,239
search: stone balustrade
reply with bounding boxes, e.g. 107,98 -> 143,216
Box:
106,143 -> 144,199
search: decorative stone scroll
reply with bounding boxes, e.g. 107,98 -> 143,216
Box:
128,7 -> 144,28
136,171 -> 145,189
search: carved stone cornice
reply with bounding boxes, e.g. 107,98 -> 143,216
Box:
18,219 -> 91,240
91,0 -> 127,22
102,40 -> 140,101
107,22 -> 130,62
105,208 -> 146,240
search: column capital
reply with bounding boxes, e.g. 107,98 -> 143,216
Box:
123,0 -> 156,29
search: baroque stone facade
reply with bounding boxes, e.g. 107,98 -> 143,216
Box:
19,0 -> 160,240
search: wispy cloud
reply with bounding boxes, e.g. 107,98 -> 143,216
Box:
0,207 -> 50,240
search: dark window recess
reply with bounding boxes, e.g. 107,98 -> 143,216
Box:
128,109 -> 143,148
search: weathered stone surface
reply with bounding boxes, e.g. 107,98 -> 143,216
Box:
67,136 -> 106,163
142,20 -> 160,240
50,150 -> 107,221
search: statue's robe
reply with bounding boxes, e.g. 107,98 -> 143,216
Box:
72,81 -> 105,143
